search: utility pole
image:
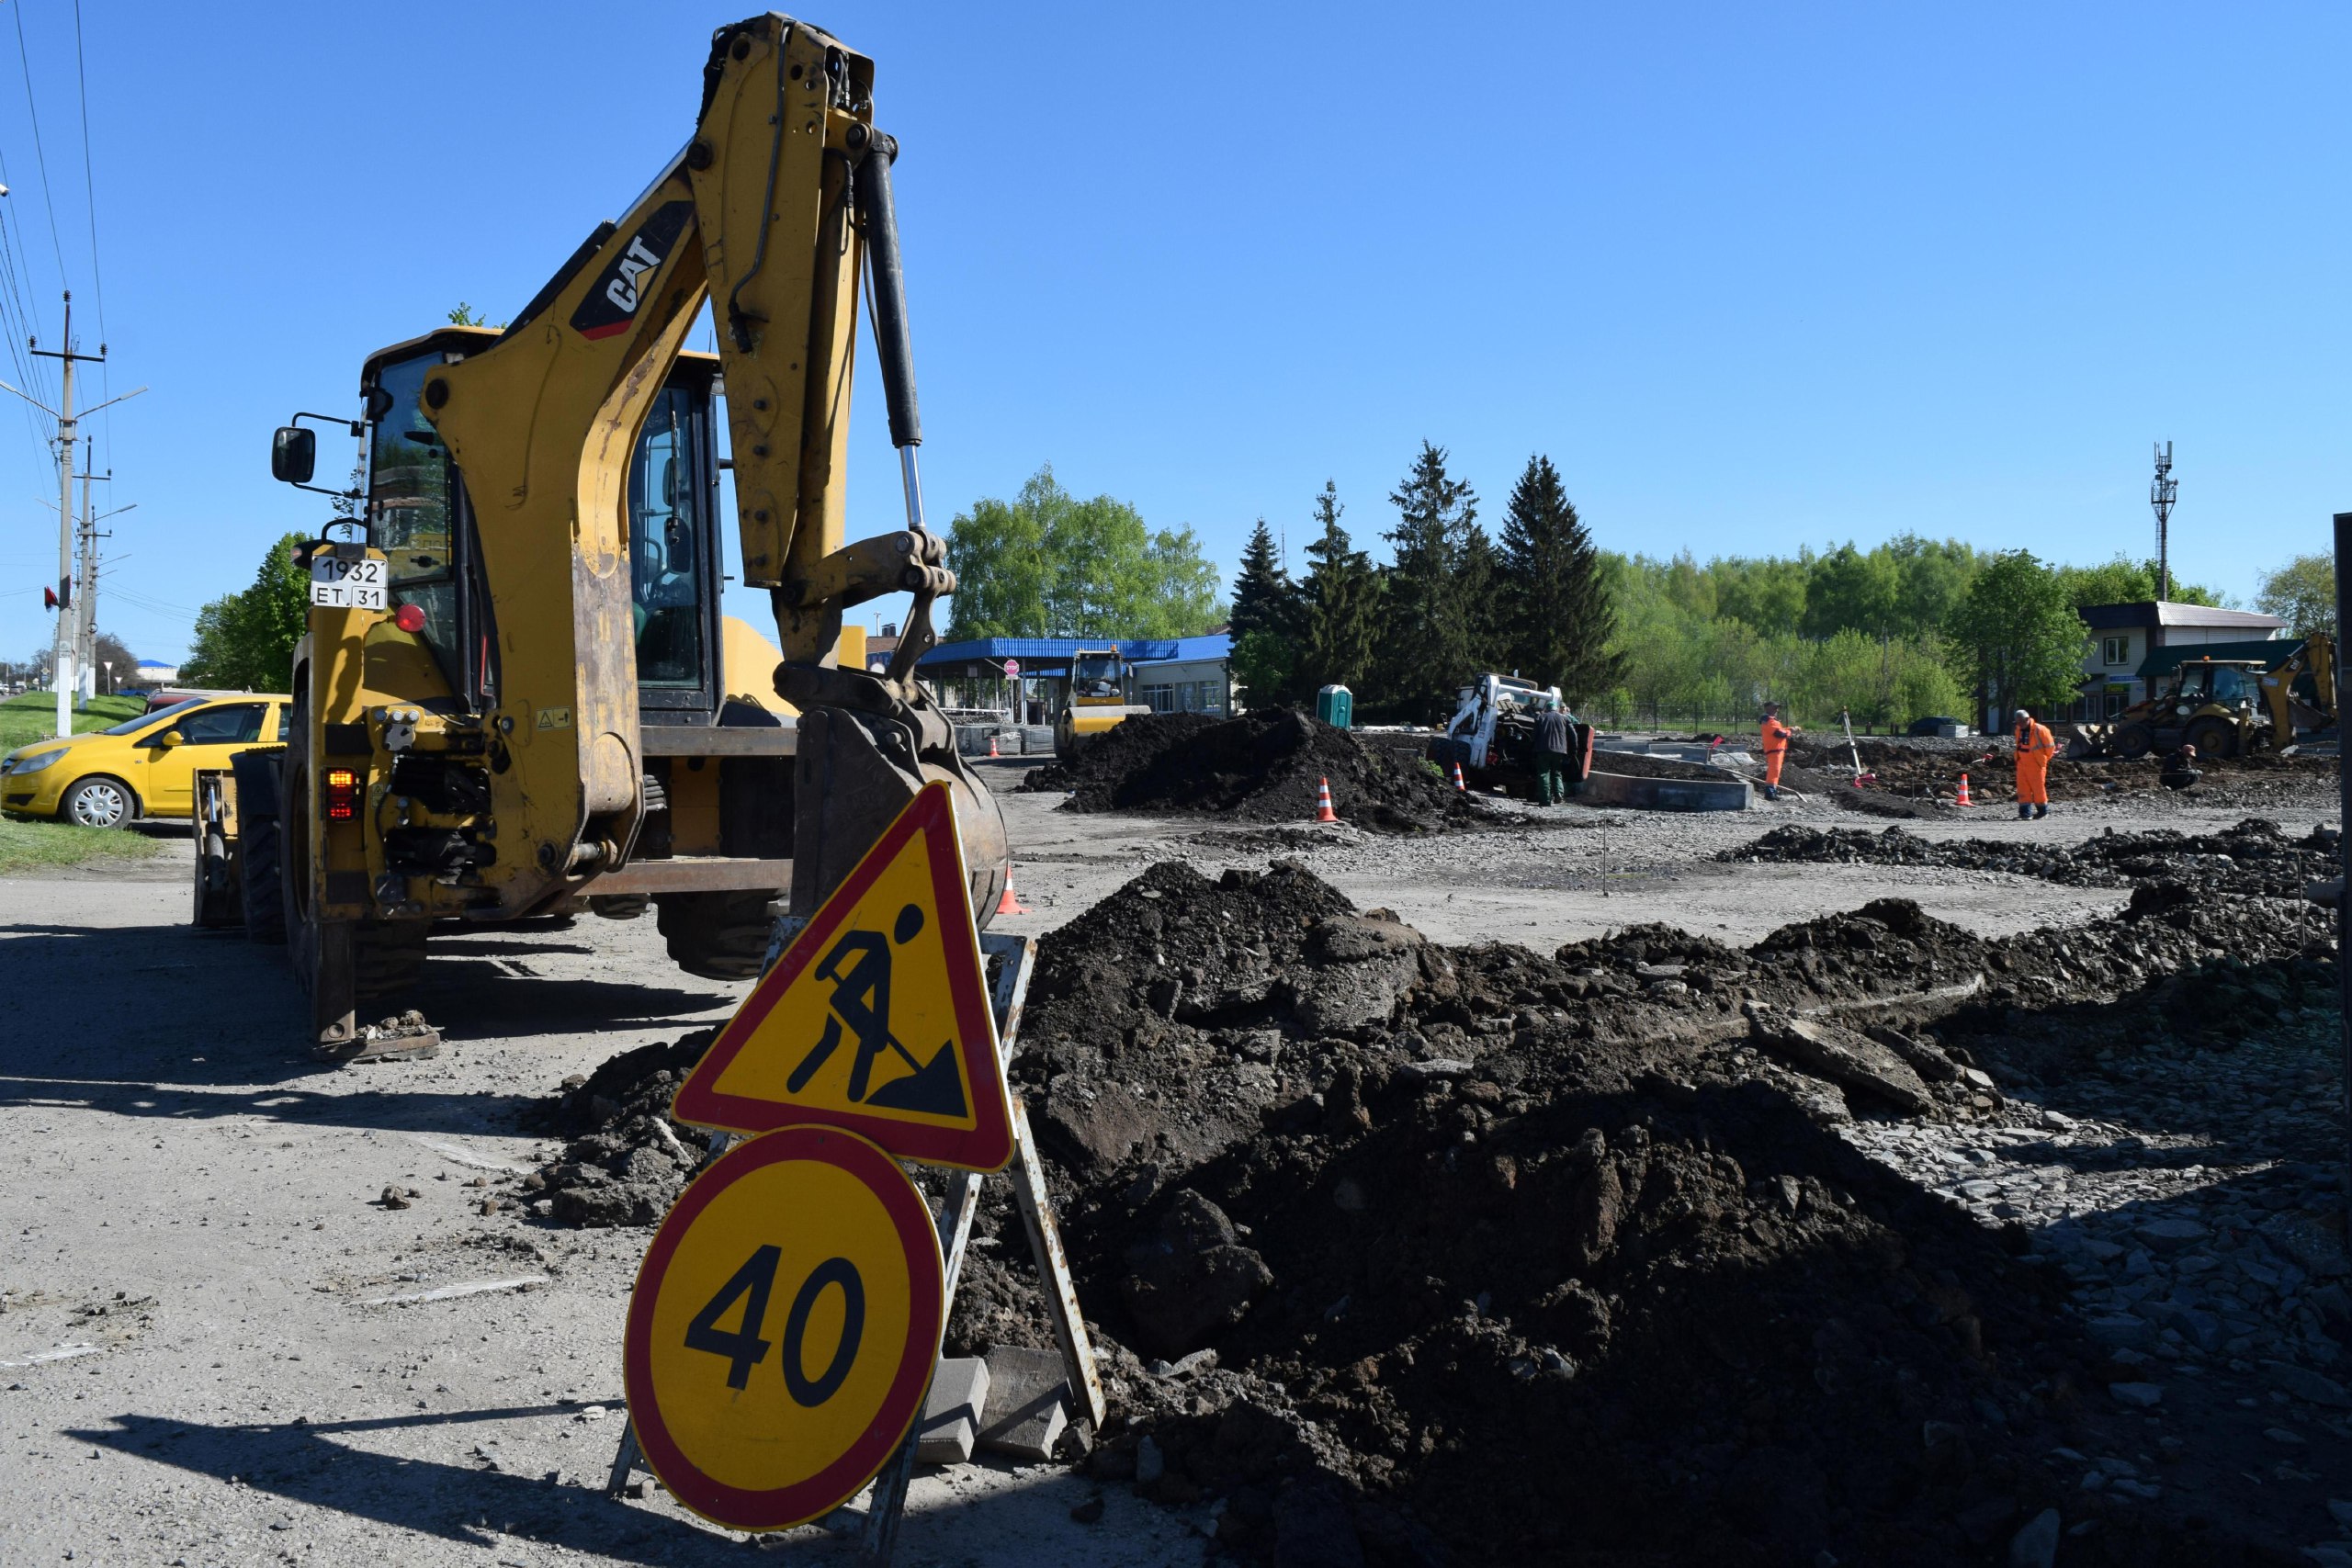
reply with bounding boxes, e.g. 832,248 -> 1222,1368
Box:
2151,441 -> 2177,602
0,292 -> 143,737
73,436 -> 112,703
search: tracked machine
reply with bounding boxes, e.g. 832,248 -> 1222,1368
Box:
197,14 -> 1008,1051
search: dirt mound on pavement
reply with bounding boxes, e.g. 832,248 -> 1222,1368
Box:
1724,817 -> 2338,897
1001,861 -> 2322,1564
1022,708 -> 1496,834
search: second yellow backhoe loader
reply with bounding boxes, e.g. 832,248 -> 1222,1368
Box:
2067,633 -> 2337,761
198,12 -> 1008,1052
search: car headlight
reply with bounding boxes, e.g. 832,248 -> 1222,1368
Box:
5,748 -> 68,775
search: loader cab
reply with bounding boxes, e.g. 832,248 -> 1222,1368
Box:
2167,660 -> 2258,713
339,329 -> 729,724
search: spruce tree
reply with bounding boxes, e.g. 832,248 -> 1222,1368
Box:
1298,480 -> 1379,696
1458,522 -> 1506,672
1498,454 -> 1623,701
1377,442 -> 1478,718
1228,518 -> 1297,643
1228,516 -> 1305,708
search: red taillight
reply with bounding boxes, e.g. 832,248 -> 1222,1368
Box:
324,768 -> 361,822
393,603 -> 427,634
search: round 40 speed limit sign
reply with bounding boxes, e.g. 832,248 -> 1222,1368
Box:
623,1125 -> 946,1530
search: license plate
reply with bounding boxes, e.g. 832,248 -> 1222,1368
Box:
310,555 -> 388,610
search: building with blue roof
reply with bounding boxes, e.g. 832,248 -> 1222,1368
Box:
917,633 -> 1233,719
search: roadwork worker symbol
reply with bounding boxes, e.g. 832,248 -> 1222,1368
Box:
672,783 -> 1014,1171
783,905 -> 967,1119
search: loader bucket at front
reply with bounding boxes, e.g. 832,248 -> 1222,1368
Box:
791,704 -> 1010,927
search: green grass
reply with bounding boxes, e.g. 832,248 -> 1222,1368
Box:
0,813 -> 164,875
0,690 -> 147,754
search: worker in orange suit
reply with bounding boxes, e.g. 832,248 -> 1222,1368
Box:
2012,705 -> 2057,820
1758,702 -> 1798,801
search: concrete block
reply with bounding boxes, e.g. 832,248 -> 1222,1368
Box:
914,1356 -> 990,1465
978,1345 -> 1069,1460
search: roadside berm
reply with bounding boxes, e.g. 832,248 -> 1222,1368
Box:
531,816 -> 2344,1564
1023,709 -> 1496,834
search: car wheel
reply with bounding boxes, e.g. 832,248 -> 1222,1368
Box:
62,775 -> 134,829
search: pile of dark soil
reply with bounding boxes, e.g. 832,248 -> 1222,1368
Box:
521,854 -> 2324,1562
1724,817 -> 2339,898
518,1029 -> 716,1225
1022,708 -> 1495,834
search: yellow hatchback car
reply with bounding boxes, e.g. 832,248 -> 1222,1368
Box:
1,694 -> 289,829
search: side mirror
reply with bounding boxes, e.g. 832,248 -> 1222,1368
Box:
272,426 -> 316,485
154,729 -> 185,749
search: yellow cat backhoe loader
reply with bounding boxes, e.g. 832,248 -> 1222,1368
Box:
198,13 -> 1007,1051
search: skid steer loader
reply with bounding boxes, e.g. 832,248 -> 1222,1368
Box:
196,13 -> 1008,1053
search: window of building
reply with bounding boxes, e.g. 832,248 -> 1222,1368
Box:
2101,636 -> 2130,667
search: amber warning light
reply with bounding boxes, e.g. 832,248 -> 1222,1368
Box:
324,769 -> 361,821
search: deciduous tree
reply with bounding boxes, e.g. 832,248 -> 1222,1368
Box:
183,532 -> 309,692
1947,550 -> 2084,728
2256,552 -> 2335,637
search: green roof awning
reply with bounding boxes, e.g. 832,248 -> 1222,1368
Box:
2136,638 -> 2299,681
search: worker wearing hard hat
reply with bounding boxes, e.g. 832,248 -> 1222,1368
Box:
1759,702 -> 1798,801
2012,706 -> 2057,819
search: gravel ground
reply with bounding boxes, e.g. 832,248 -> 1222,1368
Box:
1,753 -> 2346,1564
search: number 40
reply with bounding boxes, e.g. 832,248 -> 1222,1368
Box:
684,1247 -> 866,1405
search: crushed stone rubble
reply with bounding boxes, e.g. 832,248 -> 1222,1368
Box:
525,817 -> 2352,1564
1782,733 -> 2339,814
1021,707 -> 1498,835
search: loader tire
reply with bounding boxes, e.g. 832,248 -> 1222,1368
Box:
232,749 -> 287,944
2184,716 -> 2239,762
656,889 -> 781,982
355,920 -> 430,1003
2112,722 -> 2155,761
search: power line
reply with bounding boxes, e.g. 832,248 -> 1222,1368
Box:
69,0 -> 107,469
9,3 -> 71,290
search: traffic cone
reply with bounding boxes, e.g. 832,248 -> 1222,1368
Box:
995,864 -> 1030,917
988,734 -> 1000,758
1314,777 -> 1339,824
1955,773 -> 1973,807
1451,761 -> 1467,792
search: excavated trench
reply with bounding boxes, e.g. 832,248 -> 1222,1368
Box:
522,825 -> 2343,1565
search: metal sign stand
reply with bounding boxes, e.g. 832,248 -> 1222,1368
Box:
604,930 -> 1103,1564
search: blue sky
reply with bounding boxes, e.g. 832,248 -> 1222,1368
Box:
0,1 -> 2345,667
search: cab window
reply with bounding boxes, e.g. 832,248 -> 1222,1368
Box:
630,386 -> 706,687
2210,667 -> 2248,702
173,704 -> 267,746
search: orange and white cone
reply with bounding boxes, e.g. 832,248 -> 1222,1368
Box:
989,734 -> 1001,758
1315,777 -> 1339,824
995,864 -> 1031,917
1452,761 -> 1467,792
1955,773 -> 1973,807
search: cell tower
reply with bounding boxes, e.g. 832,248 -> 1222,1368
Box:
2150,441 -> 2177,601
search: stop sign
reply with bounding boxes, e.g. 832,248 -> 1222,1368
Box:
1002,660 -> 1021,679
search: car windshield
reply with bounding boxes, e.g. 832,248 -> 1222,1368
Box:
100,702 -> 190,737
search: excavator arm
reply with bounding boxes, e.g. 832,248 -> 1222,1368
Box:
420,12 -> 1004,920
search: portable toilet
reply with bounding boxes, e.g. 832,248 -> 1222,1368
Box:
1315,683 -> 1353,728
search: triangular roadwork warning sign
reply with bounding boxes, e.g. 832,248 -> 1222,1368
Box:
672,781 -> 1013,1171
